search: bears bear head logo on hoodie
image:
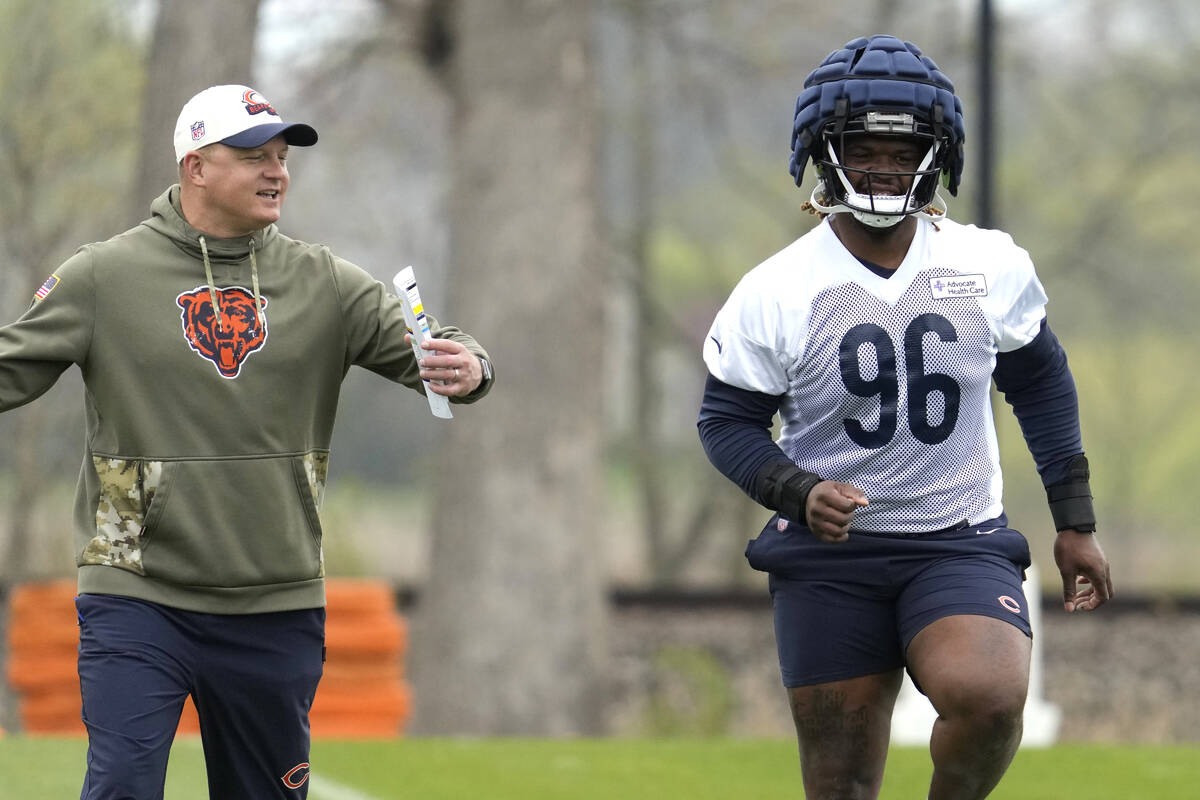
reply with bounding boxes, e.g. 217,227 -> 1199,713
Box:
176,286 -> 267,378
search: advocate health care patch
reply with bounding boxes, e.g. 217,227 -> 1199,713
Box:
929,274 -> 988,299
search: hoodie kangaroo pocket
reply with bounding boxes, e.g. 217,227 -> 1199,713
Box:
136,454 -> 326,588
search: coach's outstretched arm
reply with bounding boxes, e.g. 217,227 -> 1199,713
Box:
0,250 -> 93,412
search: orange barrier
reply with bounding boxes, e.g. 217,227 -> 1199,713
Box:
4,578 -> 410,737
4,580 -> 81,735
312,579 -> 411,739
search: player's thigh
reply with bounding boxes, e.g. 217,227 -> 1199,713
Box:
897,538 -> 1033,714
787,670 -> 903,794
770,571 -> 904,687
770,570 -> 903,793
906,614 -> 1031,718
896,528 -> 1033,649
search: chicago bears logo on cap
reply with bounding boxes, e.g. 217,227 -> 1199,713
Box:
242,89 -> 278,117
176,286 -> 268,379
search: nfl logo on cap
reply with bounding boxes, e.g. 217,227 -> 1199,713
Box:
190,121 -> 205,141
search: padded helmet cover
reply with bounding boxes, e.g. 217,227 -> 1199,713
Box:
790,35 -> 966,196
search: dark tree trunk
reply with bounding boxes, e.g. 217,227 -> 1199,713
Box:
411,0 -> 608,735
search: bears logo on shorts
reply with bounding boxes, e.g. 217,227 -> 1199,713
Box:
176,286 -> 268,379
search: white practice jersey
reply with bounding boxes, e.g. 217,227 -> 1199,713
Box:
703,217 -> 1047,533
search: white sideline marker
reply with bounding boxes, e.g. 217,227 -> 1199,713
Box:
393,266 -> 453,419
890,562 -> 1062,748
309,773 -> 386,800
175,740 -> 382,799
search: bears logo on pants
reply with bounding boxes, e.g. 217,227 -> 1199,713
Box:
281,762 -> 310,789
177,286 -> 268,378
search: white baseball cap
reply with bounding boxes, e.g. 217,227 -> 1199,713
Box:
173,84 -> 318,163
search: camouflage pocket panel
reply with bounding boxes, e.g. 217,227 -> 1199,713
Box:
83,457 -> 165,574
303,451 -> 329,510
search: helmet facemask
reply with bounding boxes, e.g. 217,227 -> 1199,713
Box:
813,111 -> 948,228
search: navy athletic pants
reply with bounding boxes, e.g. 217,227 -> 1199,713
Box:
75,593 -> 325,800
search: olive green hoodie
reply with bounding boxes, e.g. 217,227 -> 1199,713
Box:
0,187 -> 491,613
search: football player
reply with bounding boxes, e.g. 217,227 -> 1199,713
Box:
698,35 -> 1112,800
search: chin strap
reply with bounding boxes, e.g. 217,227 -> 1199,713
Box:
802,185 -> 948,227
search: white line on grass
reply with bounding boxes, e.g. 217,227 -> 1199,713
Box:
174,738 -> 382,800
308,773 -> 385,800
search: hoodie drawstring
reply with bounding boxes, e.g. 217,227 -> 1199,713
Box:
198,235 -> 265,332
249,247 -> 264,330
199,236 -> 223,333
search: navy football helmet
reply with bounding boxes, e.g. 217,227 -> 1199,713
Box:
790,35 -> 965,227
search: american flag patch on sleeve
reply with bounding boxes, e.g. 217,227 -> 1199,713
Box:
34,274 -> 60,302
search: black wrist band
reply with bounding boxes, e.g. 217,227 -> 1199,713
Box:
1046,454 -> 1096,532
755,460 -> 823,526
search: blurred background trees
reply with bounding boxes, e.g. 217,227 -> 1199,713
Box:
2,0 -> 1199,733
130,0 -> 262,222
0,0 -> 141,583
410,0 -> 609,735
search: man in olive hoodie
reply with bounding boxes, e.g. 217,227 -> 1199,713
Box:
0,84 -> 493,798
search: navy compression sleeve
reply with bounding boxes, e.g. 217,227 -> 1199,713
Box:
992,319 -> 1083,486
696,373 -> 792,504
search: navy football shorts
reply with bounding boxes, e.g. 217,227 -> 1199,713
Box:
745,516 -> 1033,689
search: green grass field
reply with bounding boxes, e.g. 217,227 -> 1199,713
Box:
0,736 -> 1194,798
